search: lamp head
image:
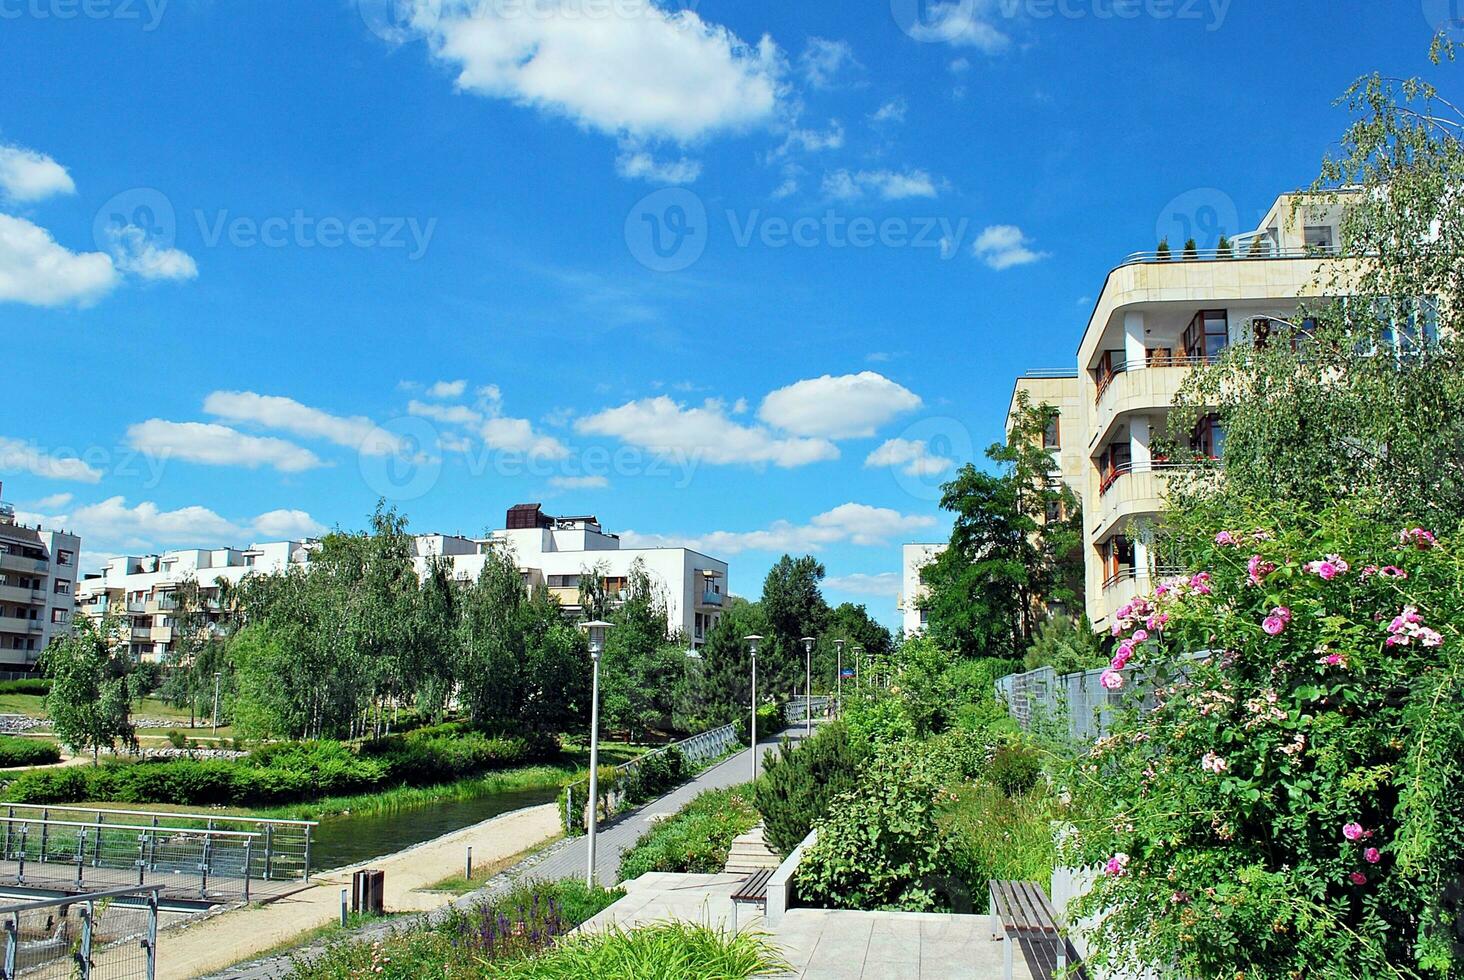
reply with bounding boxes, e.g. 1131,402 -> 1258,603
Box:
743,634 -> 763,657
801,636 -> 816,654
580,620 -> 615,657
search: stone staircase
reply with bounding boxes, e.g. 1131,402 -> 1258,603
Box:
724,823 -> 781,875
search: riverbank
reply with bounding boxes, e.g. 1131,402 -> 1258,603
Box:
157,801 -> 563,980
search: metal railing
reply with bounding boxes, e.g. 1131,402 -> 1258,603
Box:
997,652 -> 1213,743
0,886 -> 162,980
1097,460 -> 1202,497
783,696 -> 833,723
1118,243 -> 1341,265
0,806 -> 316,903
563,723 -> 741,833
1100,564 -> 1186,592
1093,353 -> 1215,403
1019,368 -> 1080,380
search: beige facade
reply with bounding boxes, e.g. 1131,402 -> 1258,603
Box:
1008,191 -> 1374,634
0,483 -> 83,668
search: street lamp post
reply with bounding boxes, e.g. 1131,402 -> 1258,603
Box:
800,637 -> 815,736
854,645 -> 864,691
744,635 -> 762,781
579,620 -> 614,888
835,639 -> 845,712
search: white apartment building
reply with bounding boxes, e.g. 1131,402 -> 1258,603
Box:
78,503 -> 729,659
1007,190 -> 1416,634
0,483 -> 83,668
897,543 -> 946,636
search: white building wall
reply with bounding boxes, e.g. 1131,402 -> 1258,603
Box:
899,543 -> 947,636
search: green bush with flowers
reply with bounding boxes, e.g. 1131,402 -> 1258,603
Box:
1065,501 -> 1464,978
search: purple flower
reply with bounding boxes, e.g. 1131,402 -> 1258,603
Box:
1364,847 -> 1381,864
1343,822 -> 1365,841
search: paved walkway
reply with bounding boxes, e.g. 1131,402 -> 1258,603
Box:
525,723 -> 816,885
580,871 -> 1030,980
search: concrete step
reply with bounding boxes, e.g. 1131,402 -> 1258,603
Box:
723,823 -> 780,873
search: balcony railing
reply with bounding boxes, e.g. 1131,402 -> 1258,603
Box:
1119,243 -> 1341,266
1102,564 -> 1187,591
1097,460 -> 1202,497
701,589 -> 724,607
1093,354 -> 1215,405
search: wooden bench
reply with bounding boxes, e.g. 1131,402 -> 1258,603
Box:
729,868 -> 774,931
989,879 -> 1087,980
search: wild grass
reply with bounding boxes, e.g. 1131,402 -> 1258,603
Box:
486,922 -> 788,979
616,784 -> 758,882
938,778 -> 1061,894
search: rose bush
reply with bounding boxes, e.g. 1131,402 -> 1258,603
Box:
1066,501 -> 1464,978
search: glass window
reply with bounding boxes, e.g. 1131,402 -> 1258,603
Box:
1184,309 -> 1229,360
1043,415 -> 1060,449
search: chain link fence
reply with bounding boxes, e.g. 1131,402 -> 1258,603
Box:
562,723 -> 740,834
1,886 -> 161,980
0,806 -> 315,904
996,653 -> 1211,743
783,696 -> 833,723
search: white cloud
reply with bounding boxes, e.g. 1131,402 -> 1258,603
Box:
759,372 -> 922,439
54,496 -> 325,551
0,144 -> 76,203
821,168 -> 938,201
0,436 -> 103,484
252,509 -> 327,539
0,214 -> 117,307
824,571 -> 902,598
427,379 -> 467,399
126,420 -> 326,473
864,437 -> 956,477
417,0 -> 784,143
972,224 -> 1049,270
576,396 -> 838,468
799,37 -> 857,88
549,475 -> 609,490
773,121 -> 845,158
482,416 -> 570,459
104,224 -> 198,282
30,493 -> 74,510
203,391 -> 398,455
869,98 -> 907,125
621,502 -> 935,555
408,399 -> 482,426
949,57 -> 972,73
615,145 -> 702,184
908,3 -> 1009,52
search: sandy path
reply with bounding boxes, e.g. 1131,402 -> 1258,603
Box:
154,802 -> 561,980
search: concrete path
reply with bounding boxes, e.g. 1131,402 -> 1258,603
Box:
579,871 -> 1031,980
165,802 -> 561,980
523,723 -> 815,885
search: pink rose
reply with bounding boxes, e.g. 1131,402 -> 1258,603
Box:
1215,531 -> 1237,547
1100,669 -> 1124,691
1349,872 -> 1368,885
1104,853 -> 1130,877
1343,822 -> 1364,841
1262,614 -> 1287,636
1247,555 -> 1276,587
1400,527 -> 1436,550
1364,847 -> 1381,864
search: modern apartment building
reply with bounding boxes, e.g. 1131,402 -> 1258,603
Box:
1007,190 -> 1405,634
897,542 -> 946,636
78,503 -> 729,660
0,483 -> 83,668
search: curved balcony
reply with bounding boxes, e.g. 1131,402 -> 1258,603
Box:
1092,356 -> 1209,444
1093,462 -> 1199,540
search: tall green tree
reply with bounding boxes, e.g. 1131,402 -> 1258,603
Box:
42,615 -> 136,763
692,598 -> 768,728
759,555 -> 830,699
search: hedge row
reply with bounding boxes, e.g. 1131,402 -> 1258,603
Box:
0,737 -> 60,769
0,730 -> 561,807
617,785 -> 758,882
0,679 -> 50,696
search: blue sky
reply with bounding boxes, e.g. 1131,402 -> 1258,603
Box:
0,0 -> 1452,626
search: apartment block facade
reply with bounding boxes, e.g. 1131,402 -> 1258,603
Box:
1007,191 -> 1403,634
78,504 -> 729,660
897,542 -> 946,636
0,484 -> 82,668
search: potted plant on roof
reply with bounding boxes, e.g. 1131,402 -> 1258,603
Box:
1182,237 -> 1198,260
1156,237 -> 1171,261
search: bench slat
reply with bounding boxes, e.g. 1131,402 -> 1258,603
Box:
731,868 -> 775,902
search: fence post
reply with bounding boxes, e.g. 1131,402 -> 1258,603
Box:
75,828 -> 87,886
243,838 -> 252,903
4,912 -> 16,980
199,834 -> 211,899
145,891 -> 159,980
303,825 -> 312,882
2,807 -> 10,871
136,833 -> 146,886
93,811 -> 104,866
78,900 -> 94,980
263,824 -> 273,881
15,826 -> 25,884
38,809 -> 46,864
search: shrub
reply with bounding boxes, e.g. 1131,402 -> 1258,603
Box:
1067,503 -> 1464,977
622,747 -> 685,804
0,679 -> 50,696
487,922 -> 787,980
941,780 -> 1059,900
842,697 -> 915,754
0,737 -> 60,768
1182,236 -> 1199,259
795,743 -> 962,912
617,785 -> 758,882
754,721 -> 864,856
1216,234 -> 1233,257
989,741 -> 1042,796
1156,236 -> 1171,259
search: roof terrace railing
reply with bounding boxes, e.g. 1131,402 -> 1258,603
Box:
1119,243 -> 1341,265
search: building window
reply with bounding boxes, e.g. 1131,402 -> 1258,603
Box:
547,575 -> 580,589
1191,414 -> 1226,459
53,580 -> 71,596
1304,225 -> 1335,251
57,550 -> 74,567
1042,415 -> 1060,449
1183,309 -> 1229,360
51,609 -> 68,624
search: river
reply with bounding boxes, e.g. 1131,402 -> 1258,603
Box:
308,785 -> 563,871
